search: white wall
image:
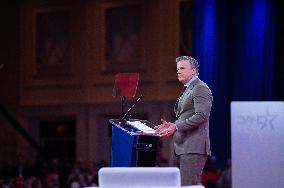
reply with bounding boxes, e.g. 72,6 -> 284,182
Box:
231,102 -> 284,188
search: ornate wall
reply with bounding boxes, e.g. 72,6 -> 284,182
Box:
0,0 -> 192,167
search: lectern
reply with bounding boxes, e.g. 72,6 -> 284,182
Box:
109,119 -> 160,167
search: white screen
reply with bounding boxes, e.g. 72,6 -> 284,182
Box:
231,101 -> 284,188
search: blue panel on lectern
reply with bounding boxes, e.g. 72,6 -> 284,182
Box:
111,125 -> 137,167
109,119 -> 159,167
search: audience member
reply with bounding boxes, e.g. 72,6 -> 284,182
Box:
217,159 -> 231,188
202,156 -> 219,188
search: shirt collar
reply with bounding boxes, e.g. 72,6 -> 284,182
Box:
184,75 -> 198,87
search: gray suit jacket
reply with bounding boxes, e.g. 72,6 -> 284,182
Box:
173,78 -> 213,156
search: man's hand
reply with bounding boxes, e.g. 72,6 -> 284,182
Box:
159,122 -> 177,138
154,118 -> 170,133
154,119 -> 177,138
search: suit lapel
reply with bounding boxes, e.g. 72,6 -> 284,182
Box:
175,78 -> 200,119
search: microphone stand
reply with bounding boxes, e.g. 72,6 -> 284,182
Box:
121,95 -> 144,125
121,96 -> 126,117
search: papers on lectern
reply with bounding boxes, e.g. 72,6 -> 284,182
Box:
126,121 -> 156,134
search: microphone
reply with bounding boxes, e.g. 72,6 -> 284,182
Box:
121,95 -> 144,121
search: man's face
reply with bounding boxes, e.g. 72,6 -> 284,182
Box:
177,60 -> 196,84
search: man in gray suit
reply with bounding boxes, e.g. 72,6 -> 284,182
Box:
154,56 -> 213,186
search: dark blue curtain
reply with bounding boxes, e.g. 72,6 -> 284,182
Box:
192,0 -> 284,167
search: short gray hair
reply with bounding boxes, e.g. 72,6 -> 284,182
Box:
176,56 -> 199,72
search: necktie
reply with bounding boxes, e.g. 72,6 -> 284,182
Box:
174,86 -> 187,112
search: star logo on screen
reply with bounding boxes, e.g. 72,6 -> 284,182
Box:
258,109 -> 278,130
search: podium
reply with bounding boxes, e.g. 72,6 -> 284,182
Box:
109,119 -> 160,167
